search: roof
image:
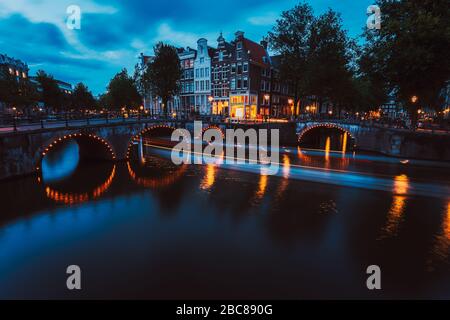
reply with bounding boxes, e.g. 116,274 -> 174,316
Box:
242,38 -> 270,66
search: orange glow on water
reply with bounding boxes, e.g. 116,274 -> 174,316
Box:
201,164 -> 216,190
393,174 -> 409,195
342,132 -> 347,154
44,165 -> 116,204
127,161 -> 187,188
255,174 -> 268,200
379,175 -> 410,239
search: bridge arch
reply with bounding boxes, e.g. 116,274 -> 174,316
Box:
125,124 -> 179,160
297,123 -> 357,148
38,132 -> 116,169
201,125 -> 225,139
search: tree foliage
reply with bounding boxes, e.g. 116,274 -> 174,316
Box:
105,68 -> 142,110
72,82 -> 96,110
144,42 -> 182,114
363,0 -> 450,123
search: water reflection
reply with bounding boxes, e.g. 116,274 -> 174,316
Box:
44,165 -> 116,205
379,174 -> 409,239
1,141 -> 450,299
200,164 -> 216,191
41,140 -> 79,182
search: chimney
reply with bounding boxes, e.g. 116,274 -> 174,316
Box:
235,31 -> 244,40
260,39 -> 268,50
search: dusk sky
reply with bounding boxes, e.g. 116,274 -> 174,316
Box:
0,0 -> 374,95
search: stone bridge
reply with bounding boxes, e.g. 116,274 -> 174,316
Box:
297,121 -> 450,161
1,119 -> 449,180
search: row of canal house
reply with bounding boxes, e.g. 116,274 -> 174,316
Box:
140,31 -> 294,119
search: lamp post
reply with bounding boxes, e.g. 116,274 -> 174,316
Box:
264,94 -> 270,121
12,107 -> 17,132
139,105 -> 144,121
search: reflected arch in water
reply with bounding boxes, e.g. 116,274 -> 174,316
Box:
40,164 -> 116,205
297,123 -> 356,151
126,160 -> 187,189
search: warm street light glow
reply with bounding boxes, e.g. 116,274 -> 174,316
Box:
12,107 -> 17,111
328,110 -> 333,115
140,105 -> 144,111
208,96 -> 213,103
411,95 -> 418,104
306,106 -> 310,111
288,99 -> 294,105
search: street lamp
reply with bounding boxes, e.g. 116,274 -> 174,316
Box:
411,95 -> 418,104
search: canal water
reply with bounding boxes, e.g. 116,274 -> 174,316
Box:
0,139 -> 449,299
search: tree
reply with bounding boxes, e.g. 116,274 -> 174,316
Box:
106,68 -> 141,110
35,70 -> 62,112
72,82 -> 96,111
267,3 -> 315,112
268,4 -> 357,115
307,9 -> 356,114
144,42 -> 182,115
363,0 -> 450,128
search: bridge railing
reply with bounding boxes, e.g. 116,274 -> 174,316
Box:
0,113 -> 187,134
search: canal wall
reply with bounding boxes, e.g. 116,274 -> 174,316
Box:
354,126 -> 450,161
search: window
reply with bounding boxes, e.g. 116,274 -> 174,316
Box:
200,57 -> 204,64
200,68 -> 204,78
195,81 -> 199,91
237,64 -> 242,74
206,80 -> 210,90
243,63 -> 248,72
261,80 -> 265,91
231,78 -> 236,90
231,64 -> 236,73
196,69 -> 199,78
243,77 -> 248,89
237,42 -> 242,49
237,79 -> 242,89
205,68 -> 209,77
219,51 -> 224,61
237,51 -> 242,59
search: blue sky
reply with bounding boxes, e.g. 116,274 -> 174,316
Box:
0,0 -> 374,95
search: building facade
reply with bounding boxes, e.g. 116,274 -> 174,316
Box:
228,31 -> 273,119
211,33 -> 233,116
194,38 -> 213,115
0,54 -> 29,113
178,47 -> 196,116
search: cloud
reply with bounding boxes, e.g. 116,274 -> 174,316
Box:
248,12 -> 278,26
0,0 -> 375,94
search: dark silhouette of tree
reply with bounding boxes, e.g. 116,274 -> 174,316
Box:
105,68 -> 142,110
363,0 -> 450,128
268,3 -> 356,115
267,3 -> 314,112
144,42 -> 182,115
35,70 -> 62,112
72,82 -> 96,111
